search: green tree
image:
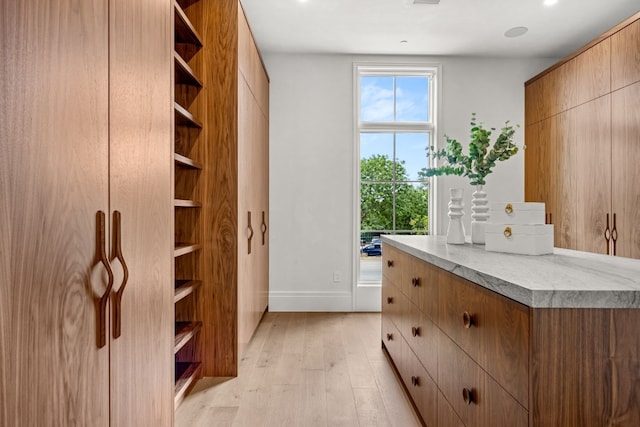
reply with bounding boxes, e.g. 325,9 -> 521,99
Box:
360,155 -> 428,234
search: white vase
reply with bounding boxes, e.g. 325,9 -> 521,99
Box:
447,188 -> 465,244
471,185 -> 489,245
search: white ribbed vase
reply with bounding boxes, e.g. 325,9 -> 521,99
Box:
471,185 -> 489,244
447,188 -> 465,244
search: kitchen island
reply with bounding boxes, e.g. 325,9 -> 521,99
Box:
381,235 -> 640,427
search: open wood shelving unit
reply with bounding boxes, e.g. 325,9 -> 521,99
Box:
172,0 -> 204,409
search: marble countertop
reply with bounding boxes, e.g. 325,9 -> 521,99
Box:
382,235 -> 640,308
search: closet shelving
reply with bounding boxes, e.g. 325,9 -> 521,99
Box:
173,0 -> 204,408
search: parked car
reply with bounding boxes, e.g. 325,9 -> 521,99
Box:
361,243 -> 382,256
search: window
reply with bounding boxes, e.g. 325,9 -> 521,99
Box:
355,64 -> 438,285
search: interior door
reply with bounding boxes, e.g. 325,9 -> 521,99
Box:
0,0 -> 110,425
108,0 -> 173,424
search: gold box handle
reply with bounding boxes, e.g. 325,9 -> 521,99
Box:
505,203 -> 514,215
504,226 -> 512,238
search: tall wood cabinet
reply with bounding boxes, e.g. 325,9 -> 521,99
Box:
1,0 -> 173,425
174,0 -> 269,378
525,12 -> 640,258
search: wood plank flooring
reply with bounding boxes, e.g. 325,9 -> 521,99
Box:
176,312 -> 422,427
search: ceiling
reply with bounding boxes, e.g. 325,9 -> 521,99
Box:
240,0 -> 639,58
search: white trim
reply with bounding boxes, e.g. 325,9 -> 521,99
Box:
269,291 -> 353,312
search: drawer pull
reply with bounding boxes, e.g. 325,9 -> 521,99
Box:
411,376 -> 419,387
463,311 -> 474,328
387,260 -> 394,267
462,388 -> 474,405
386,333 -> 393,341
411,277 -> 420,287
387,297 -> 394,304
505,203 -> 513,215
503,226 -> 512,238
411,326 -> 420,337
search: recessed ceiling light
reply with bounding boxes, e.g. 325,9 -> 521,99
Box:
544,0 -> 558,5
413,0 -> 440,4
504,26 -> 529,38
400,40 -> 408,44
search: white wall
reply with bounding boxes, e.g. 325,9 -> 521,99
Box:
265,53 -> 556,311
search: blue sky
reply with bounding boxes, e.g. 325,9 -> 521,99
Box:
360,75 -> 431,181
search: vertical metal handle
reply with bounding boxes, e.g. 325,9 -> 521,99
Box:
604,213 -> 611,255
261,210 -> 267,245
111,211 -> 128,339
247,211 -> 254,254
611,213 -> 617,256
96,211 -> 114,348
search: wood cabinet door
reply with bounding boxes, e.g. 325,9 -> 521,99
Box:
554,108 -> 578,249
611,18 -> 640,91
107,0 -> 174,424
0,1 -> 110,425
575,95 -> 612,254
525,116 -> 557,222
576,38 -> 611,105
612,82 -> 640,259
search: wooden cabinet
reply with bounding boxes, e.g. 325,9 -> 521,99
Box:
193,0 -> 270,377
1,0 -> 173,425
525,12 -> 640,259
382,242 -> 640,426
611,82 -> 640,258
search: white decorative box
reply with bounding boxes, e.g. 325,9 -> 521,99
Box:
489,202 -> 545,225
485,223 -> 554,255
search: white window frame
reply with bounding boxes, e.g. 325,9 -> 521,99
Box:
352,62 -> 441,311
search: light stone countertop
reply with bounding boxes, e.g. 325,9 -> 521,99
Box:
382,235 -> 640,308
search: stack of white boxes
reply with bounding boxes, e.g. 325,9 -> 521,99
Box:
485,202 -> 554,255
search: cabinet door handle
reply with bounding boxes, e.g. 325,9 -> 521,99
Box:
386,333 -> 393,341
411,326 -> 420,337
463,388 -> 474,405
261,210 -> 267,245
548,212 -> 552,225
611,213 -> 617,256
111,211 -> 128,340
463,311 -> 474,329
96,211 -> 114,349
387,297 -> 393,304
387,260 -> 394,267
604,213 -> 611,255
247,211 -> 254,255
411,277 -> 420,287
411,376 -> 419,387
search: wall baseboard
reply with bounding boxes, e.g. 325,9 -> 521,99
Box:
269,291 -> 353,312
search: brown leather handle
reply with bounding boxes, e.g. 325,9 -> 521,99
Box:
411,277 -> 420,287
386,333 -> 393,341
611,213 -> 617,256
386,297 -> 393,304
604,213 -> 611,255
247,211 -> 254,255
111,211 -> 128,340
411,376 -> 419,387
463,311 -> 474,329
463,388 -> 474,405
387,260 -> 394,267
411,326 -> 420,337
261,211 -> 267,245
96,211 -> 114,349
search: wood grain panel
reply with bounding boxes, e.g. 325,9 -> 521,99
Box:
438,391 -> 465,427
576,38 -> 611,105
575,95 -> 612,254
0,0 -> 110,425
611,82 -> 640,259
544,59 -> 577,116
200,0 -> 240,376
524,76 -> 543,125
530,308 -> 640,426
524,116 -> 556,216
554,108 -> 578,249
108,0 -> 174,423
611,17 -> 640,91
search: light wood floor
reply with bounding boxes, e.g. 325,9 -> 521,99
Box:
176,312 -> 422,427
